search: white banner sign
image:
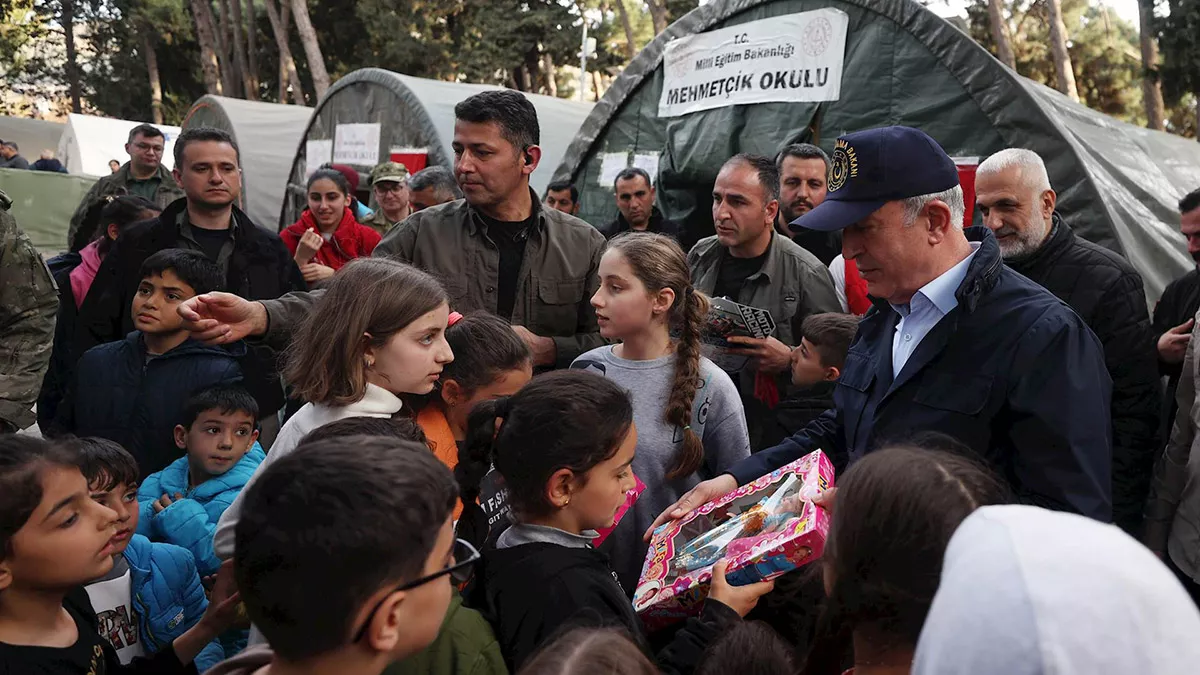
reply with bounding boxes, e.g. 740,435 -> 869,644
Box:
304,139 -> 333,178
658,9 -> 849,118
333,123 -> 381,165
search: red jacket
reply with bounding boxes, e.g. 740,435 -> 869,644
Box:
281,208 -> 381,271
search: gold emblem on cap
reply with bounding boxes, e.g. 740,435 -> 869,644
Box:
828,139 -> 859,192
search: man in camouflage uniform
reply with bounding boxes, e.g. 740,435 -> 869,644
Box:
66,124 -> 185,251
0,190 -> 58,433
365,161 -> 412,236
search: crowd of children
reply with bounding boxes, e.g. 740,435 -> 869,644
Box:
6,220 -> 1200,675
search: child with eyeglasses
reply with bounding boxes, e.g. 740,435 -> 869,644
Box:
204,435 -> 479,675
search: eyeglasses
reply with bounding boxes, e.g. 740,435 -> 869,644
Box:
133,142 -> 164,155
374,183 -> 406,195
351,538 -> 480,642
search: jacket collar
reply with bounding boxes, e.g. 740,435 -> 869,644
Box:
466,187 -> 546,237
614,206 -> 668,234
117,162 -> 174,184
125,331 -> 248,359
291,208 -> 360,246
866,226 -> 1003,315
692,231 -> 784,283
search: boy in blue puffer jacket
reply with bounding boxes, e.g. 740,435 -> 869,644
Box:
138,385 -> 264,578
72,437 -> 225,672
53,249 -> 245,478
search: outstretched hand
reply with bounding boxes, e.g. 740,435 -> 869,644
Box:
178,292 -> 268,344
644,474 -> 738,542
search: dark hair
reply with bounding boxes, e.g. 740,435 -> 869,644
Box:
285,258 -> 448,405
0,436 -> 79,558
801,313 -> 859,370
74,194 -> 160,254
127,123 -> 165,144
2,141 -> 18,151
607,232 -> 710,478
696,622 -> 797,675
409,166 -> 462,200
546,181 -> 579,204
235,436 -> 457,661
454,90 -> 540,150
614,167 -> 652,191
776,143 -> 830,170
726,153 -> 781,203
443,313 -> 531,398
307,167 -> 352,195
174,126 -> 239,169
180,385 -> 259,429
518,628 -> 657,675
302,416 -> 430,449
459,370 -> 633,516
800,446 -> 1011,675
138,248 -> 224,296
1181,188 -> 1200,215
63,437 -> 141,492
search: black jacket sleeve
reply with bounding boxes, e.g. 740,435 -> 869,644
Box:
729,407 -> 843,485
655,600 -> 741,675
1093,270 -> 1162,534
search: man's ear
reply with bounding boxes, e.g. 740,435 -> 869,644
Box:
174,425 -> 188,450
0,562 -> 11,592
823,365 -> 841,382
521,145 -> 542,176
1041,188 -> 1057,220
764,198 -> 780,225
925,200 -> 954,244
363,589 -> 406,653
172,168 -> 182,186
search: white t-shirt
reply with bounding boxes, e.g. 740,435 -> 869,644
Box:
84,556 -> 145,664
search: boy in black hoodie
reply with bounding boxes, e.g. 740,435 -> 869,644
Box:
460,371 -> 774,673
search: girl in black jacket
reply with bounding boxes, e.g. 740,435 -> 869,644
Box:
458,370 -> 773,674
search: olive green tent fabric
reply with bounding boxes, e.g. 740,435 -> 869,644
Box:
281,68 -> 594,227
0,167 -> 97,255
554,0 -> 1200,302
183,96 -> 313,230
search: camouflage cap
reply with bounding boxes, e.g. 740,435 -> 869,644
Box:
370,161 -> 411,186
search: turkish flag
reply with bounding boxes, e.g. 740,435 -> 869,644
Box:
389,147 -> 429,176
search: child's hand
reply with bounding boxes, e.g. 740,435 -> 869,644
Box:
300,262 -> 335,283
199,560 -> 242,632
812,488 -> 838,514
707,559 -> 775,617
153,492 -> 184,513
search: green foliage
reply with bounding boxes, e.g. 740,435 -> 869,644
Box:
1158,0 -> 1200,108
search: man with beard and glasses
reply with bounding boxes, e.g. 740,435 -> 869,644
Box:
975,148 -> 1159,536
775,143 -> 840,266
1153,188 -> 1200,432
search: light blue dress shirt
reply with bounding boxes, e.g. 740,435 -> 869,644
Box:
889,242 -> 981,377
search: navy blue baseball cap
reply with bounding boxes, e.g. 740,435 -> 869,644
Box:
790,126 -> 960,233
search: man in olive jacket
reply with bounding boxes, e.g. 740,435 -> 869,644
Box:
66,124 -> 185,251
176,90 -> 606,370
975,149 -> 1160,536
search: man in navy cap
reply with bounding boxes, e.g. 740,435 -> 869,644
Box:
649,126 -> 1114,528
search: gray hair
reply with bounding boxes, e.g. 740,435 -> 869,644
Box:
408,166 -> 462,199
902,185 -> 965,228
977,148 -> 1052,192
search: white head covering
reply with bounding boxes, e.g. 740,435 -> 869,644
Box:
914,505 -> 1200,675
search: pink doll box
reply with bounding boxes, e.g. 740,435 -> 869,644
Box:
633,450 -> 834,632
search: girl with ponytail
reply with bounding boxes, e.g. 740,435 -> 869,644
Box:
461,370 -> 771,672
571,231 -> 751,594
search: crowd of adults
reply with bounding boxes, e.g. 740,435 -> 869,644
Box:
3,86 -> 1200,674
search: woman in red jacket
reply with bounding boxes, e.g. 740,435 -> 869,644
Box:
281,168 -> 382,285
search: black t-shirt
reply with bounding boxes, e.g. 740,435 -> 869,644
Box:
188,226 -> 229,262
713,244 -> 769,302
480,213 -> 535,320
0,591 -> 109,674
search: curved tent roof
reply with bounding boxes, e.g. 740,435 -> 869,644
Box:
183,96 -> 313,230
554,0 -> 1200,302
280,68 -> 594,226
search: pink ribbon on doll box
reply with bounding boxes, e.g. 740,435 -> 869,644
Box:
594,476 -> 646,547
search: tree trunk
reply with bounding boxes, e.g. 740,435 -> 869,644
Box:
645,0 -> 668,34
189,0 -> 223,94
541,53 -> 557,97
62,0 -> 82,113
1137,0 -> 1165,130
243,0 -> 260,98
228,0 -> 256,99
215,0 -> 240,95
143,33 -> 164,123
986,0 -> 1015,69
1045,0 -> 1079,101
592,69 -> 602,102
612,0 -> 637,59
290,0 -> 330,99
263,0 -> 305,104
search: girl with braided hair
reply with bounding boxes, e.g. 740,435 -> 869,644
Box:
571,231 -> 751,594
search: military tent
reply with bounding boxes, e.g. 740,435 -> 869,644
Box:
0,116 -> 65,163
57,113 -> 180,177
183,96 -> 313,229
553,0 -> 1200,302
280,68 -> 594,227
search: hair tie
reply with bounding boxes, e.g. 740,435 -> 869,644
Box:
448,311 -> 464,327
683,425 -> 692,431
